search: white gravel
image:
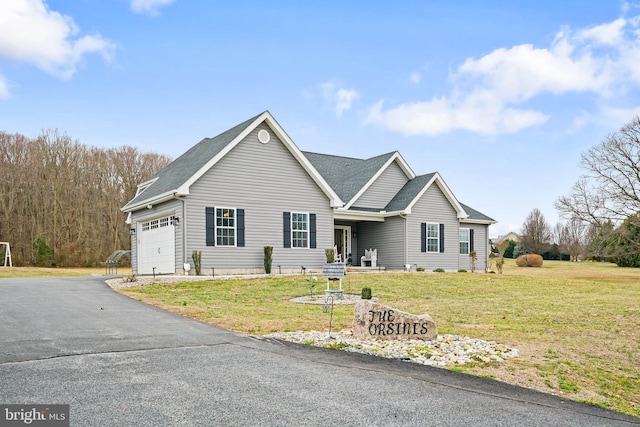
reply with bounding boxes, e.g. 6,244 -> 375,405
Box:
263,329 -> 519,368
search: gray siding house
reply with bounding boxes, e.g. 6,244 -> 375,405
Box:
122,111 -> 495,275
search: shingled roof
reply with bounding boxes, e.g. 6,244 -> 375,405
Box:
384,173 -> 436,212
122,111 -> 494,224
302,151 -> 396,203
123,113 -> 262,211
460,203 -> 496,223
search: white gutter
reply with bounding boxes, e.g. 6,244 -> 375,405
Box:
122,191 -> 185,213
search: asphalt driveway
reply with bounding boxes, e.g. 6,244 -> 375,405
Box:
1,277 -> 638,426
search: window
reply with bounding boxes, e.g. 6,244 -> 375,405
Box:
427,223 -> 439,252
216,208 -> 235,246
459,228 -> 470,254
291,212 -> 308,248
206,207 -> 244,247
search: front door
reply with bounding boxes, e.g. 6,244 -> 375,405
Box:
334,226 -> 351,264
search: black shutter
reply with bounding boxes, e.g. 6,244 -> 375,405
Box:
206,207 -> 215,246
309,213 -> 316,249
237,209 -> 245,247
420,223 -> 426,253
283,212 -> 291,248
439,223 -> 445,253
470,229 -> 474,252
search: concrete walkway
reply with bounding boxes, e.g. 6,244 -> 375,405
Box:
1,277 -> 638,426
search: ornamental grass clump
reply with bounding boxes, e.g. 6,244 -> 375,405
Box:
515,254 -> 543,267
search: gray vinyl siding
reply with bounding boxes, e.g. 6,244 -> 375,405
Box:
130,199 -> 182,274
184,123 -> 332,272
407,183 -> 460,271
351,161 -> 409,209
458,223 -> 489,272
357,216 -> 405,268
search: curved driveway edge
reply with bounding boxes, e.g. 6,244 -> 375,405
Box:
1,277 -> 638,426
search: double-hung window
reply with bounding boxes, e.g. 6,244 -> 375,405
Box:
427,223 -> 439,252
459,228 -> 470,254
216,208 -> 235,246
291,212 -> 308,248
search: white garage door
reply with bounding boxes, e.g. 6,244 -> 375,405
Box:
139,216 -> 175,275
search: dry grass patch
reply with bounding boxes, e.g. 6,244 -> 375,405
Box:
0,267 -> 129,278
119,260 -> 639,418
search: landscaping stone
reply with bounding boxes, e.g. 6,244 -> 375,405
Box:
353,300 -> 437,341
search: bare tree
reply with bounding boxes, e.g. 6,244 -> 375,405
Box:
520,208 -> 552,255
0,129 -> 171,266
556,116 -> 640,226
556,218 -> 588,261
556,116 -> 640,261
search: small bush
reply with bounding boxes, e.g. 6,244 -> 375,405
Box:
433,268 -> 445,273
361,287 -> 372,300
458,269 -> 467,273
515,254 -> 543,267
192,250 -> 202,275
264,246 -> 273,274
325,248 -> 335,263
416,267 -> 425,272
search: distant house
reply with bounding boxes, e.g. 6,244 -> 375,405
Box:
122,111 -> 496,275
494,232 -> 521,245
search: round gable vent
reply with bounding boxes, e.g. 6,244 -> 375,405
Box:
257,129 -> 271,144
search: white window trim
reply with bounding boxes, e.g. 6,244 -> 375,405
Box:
459,227 -> 470,255
427,222 -> 439,253
216,207 -> 237,247
291,212 -> 309,249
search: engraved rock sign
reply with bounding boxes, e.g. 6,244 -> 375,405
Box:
353,300 -> 437,341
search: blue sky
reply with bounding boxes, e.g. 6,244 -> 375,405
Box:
2,1 -> 640,237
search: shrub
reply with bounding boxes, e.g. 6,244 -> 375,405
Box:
416,267 -> 425,272
433,268 -> 445,273
264,246 -> 273,274
325,248 -> 335,263
361,287 -> 372,300
515,254 -> 543,267
192,250 -> 202,275
469,250 -> 477,272
32,236 -> 54,267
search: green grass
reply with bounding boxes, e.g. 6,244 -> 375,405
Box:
119,260 -> 640,418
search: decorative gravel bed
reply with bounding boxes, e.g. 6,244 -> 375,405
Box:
263,330 -> 519,368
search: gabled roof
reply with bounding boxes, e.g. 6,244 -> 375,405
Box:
384,173 -> 436,212
384,172 -> 468,219
122,111 -> 342,212
303,151 -> 415,208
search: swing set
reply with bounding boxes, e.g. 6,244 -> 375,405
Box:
0,242 -> 12,267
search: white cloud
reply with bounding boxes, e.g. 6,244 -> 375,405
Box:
0,74 -> 9,99
409,72 -> 421,85
130,0 -> 176,15
0,0 -> 115,86
367,14 -> 640,136
601,105 -> 640,124
320,80 -> 359,117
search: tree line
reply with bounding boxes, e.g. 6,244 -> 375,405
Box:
0,130 -> 171,267
506,116 -> 640,267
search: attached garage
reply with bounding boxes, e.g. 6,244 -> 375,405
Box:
137,216 -> 176,275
